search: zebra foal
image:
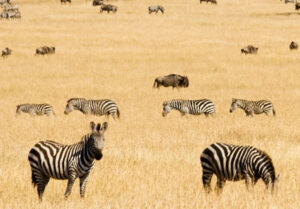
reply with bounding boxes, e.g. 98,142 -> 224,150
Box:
201,143 -> 279,193
28,121 -> 108,201
162,99 -> 215,117
64,98 -> 120,119
16,104 -> 55,116
230,98 -> 275,117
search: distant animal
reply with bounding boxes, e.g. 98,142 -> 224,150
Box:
148,5 -> 164,14
284,0 -> 295,3
296,2 -> 300,10
153,74 -> 189,89
28,121 -> 108,201
162,99 -> 215,117
35,46 -> 55,55
2,47 -> 12,57
64,98 -> 120,119
201,143 -> 280,193
200,0 -> 217,4
229,98 -> 275,116
16,104 -> 55,116
99,4 -> 117,13
241,45 -> 258,54
61,0 -> 71,4
92,0 -> 103,6
290,41 -> 298,50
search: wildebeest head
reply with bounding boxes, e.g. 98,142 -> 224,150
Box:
179,76 -> 189,87
289,41 -> 298,50
88,121 -> 108,160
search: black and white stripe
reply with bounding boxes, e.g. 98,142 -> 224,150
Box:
64,98 -> 120,119
148,5 -> 164,14
162,99 -> 215,117
200,143 -> 279,193
16,104 -> 55,116
230,98 -> 275,116
28,121 -> 108,200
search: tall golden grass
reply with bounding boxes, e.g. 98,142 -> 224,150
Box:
0,0 -> 299,208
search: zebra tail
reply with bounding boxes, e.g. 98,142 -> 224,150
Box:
273,109 -> 276,116
117,109 -> 120,118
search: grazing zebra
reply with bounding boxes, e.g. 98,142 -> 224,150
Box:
229,98 -> 275,117
162,99 -> 215,117
64,98 -> 120,119
201,143 -> 280,193
16,104 -> 55,116
148,5 -> 164,14
28,121 -> 108,200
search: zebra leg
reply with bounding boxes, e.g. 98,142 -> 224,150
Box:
215,177 -> 226,194
202,172 -> 213,193
245,175 -> 254,191
79,173 -> 90,198
65,172 -> 77,198
37,177 -> 50,201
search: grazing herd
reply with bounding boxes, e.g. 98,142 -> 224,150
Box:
3,0 -> 290,201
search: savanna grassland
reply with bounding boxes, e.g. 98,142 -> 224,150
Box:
0,0 -> 300,208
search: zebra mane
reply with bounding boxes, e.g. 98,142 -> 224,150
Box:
67,98 -> 86,103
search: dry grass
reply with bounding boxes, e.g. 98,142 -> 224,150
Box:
0,0 -> 300,208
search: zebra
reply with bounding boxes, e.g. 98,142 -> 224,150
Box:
16,104 -> 55,116
201,143 -> 280,193
64,98 -> 120,119
148,5 -> 164,14
162,99 -> 215,117
229,98 -> 275,117
28,121 -> 108,201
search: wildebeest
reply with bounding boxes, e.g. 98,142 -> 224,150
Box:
61,0 -> 71,4
284,0 -> 296,3
289,41 -> 298,50
241,45 -> 258,54
148,5 -> 164,14
92,0 -> 103,6
296,2 -> 300,10
153,74 -> 189,89
2,47 -> 12,57
200,0 -> 217,4
35,46 -> 55,55
100,4 -> 117,13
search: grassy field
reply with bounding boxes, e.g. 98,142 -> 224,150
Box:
0,0 -> 300,208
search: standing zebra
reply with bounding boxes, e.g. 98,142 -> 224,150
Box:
201,143 -> 279,193
28,121 -> 108,201
148,5 -> 164,14
162,99 -> 215,117
229,98 -> 275,117
16,104 -> 55,116
64,98 -> 120,119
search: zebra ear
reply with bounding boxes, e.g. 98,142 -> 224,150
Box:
90,121 -> 96,131
96,123 -> 101,131
102,122 -> 108,131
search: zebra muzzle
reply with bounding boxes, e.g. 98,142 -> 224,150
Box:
94,150 -> 103,160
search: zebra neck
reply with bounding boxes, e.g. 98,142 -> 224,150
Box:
170,101 -> 181,110
237,100 -> 247,110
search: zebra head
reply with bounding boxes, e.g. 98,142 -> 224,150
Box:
229,98 -> 238,113
16,104 -> 26,114
64,98 -> 86,114
88,121 -> 108,160
162,101 -> 171,117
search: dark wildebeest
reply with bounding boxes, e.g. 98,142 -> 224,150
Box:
61,0 -> 71,4
35,46 -> 55,55
284,0 -> 295,3
153,74 -> 189,89
100,4 -> 117,13
200,0 -> 217,4
289,41 -> 298,50
148,5 -> 164,14
241,45 -> 258,54
93,0 -> 103,6
296,2 -> 300,10
2,47 -> 12,57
